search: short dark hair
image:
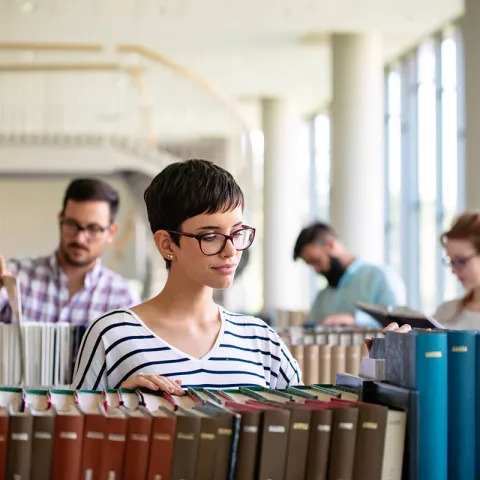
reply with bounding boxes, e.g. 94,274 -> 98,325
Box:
144,159 -> 244,268
62,178 -> 120,222
293,222 -> 337,260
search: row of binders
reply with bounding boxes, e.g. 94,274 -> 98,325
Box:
342,327 -> 480,480
0,383 -> 406,480
0,323 -> 87,386
280,327 -> 381,384
374,329 -> 480,480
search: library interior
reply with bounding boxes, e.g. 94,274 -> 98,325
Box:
0,0 -> 478,479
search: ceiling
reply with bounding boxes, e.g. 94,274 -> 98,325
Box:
0,0 -> 464,136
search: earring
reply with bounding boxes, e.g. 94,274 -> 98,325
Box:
167,254 -> 174,260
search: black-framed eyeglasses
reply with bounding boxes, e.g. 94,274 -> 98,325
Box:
60,218 -> 111,240
442,253 -> 478,269
168,226 -> 256,256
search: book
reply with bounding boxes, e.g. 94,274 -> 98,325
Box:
356,302 -> 444,329
385,330 -> 448,480
362,381 -> 417,480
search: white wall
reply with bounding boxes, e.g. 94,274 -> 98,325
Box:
0,175 -> 149,283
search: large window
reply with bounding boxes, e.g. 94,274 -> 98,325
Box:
310,114 -> 331,222
385,25 -> 464,311
417,40 -> 438,313
385,69 -> 402,274
440,29 -> 463,302
307,113 -> 331,301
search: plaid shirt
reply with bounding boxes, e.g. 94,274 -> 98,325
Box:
0,252 -> 141,325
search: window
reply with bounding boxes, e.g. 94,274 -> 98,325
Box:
385,69 -> 402,274
384,24 -> 464,311
417,40 -> 438,313
440,31 -> 462,301
307,113 -> 331,301
312,114 -> 331,222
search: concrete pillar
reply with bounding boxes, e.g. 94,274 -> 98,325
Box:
460,0 -> 480,209
262,98 -> 302,318
330,33 -> 385,262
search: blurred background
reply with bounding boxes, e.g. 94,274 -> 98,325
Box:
0,0 -> 475,319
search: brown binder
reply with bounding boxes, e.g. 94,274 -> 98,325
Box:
290,345 -> 304,374
170,409 -> 202,480
319,344 -> 332,384
330,345 -> 347,383
0,407 -> 8,480
305,408 -> 333,480
228,405 -> 261,480
282,406 -> 312,480
191,403 -> 238,480
346,345 -> 362,376
6,407 -> 33,480
327,406 -> 359,480
187,410 -> 217,480
352,403 -> 389,480
255,405 -> 291,480
304,344 -> 320,385
30,407 -> 55,480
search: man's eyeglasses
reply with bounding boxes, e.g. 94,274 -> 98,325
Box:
442,253 -> 478,269
60,218 -> 110,240
168,226 -> 256,256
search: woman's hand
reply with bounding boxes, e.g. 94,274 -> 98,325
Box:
121,373 -> 185,395
364,322 -> 412,351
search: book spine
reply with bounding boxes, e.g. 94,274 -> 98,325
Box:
6,413 -> 33,480
30,415 -> 55,480
415,332 -> 448,480
233,411 -> 261,480
257,410 -> 290,480
146,416 -> 176,480
477,334 -> 480,480
305,409 -> 332,480
283,408 -> 311,480
0,412 -> 8,480
446,331 -> 476,480
327,407 -> 358,480
123,415 -> 152,480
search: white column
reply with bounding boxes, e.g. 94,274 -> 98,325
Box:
461,0 -> 480,209
330,33 -> 385,263
262,98 -> 302,318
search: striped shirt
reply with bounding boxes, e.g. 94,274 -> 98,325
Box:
71,307 -> 302,391
0,252 -> 140,325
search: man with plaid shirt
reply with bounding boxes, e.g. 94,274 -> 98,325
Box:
0,178 -> 140,325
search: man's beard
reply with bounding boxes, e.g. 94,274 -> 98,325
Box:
320,256 -> 346,288
61,243 -> 95,268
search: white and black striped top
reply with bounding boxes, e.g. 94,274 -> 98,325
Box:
71,307 -> 302,391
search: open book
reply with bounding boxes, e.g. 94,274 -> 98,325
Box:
356,302 -> 444,330
2,275 -> 24,384
3,275 -> 23,324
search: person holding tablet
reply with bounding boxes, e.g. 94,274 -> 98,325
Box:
71,159 -> 301,393
366,211 -> 480,348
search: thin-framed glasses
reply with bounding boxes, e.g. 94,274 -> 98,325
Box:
168,226 -> 256,256
442,253 -> 478,269
60,218 -> 110,240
